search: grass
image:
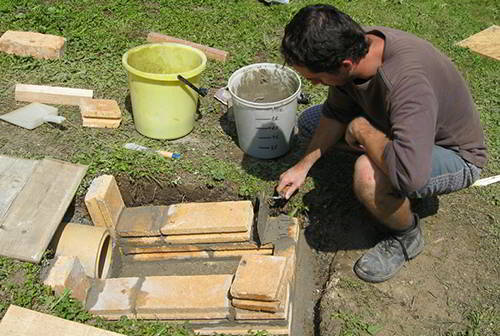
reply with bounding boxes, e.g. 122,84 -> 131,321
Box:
0,0 -> 499,335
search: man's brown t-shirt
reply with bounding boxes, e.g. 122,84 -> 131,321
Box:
322,26 -> 487,193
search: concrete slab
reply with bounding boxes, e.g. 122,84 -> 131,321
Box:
135,274 -> 233,320
230,255 -> 287,301
160,201 -> 253,235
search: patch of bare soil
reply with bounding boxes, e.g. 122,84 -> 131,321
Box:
299,152 -> 500,336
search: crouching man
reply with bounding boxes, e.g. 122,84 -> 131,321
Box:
276,4 -> 487,282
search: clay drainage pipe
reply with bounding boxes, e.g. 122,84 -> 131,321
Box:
54,223 -> 113,279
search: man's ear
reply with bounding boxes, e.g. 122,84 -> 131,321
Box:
341,59 -> 354,72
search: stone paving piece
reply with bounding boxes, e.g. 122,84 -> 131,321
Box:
80,98 -> 122,119
129,248 -> 273,261
273,218 -> 300,284
161,201 -> 253,235
230,255 -> 287,301
135,274 -> 233,320
85,175 -> 124,236
234,285 -> 290,319
82,116 -> 121,128
85,277 -> 139,319
164,230 -> 251,244
193,325 -> 289,336
122,242 -> 271,254
42,256 -> 93,304
115,206 -> 167,237
0,30 -> 66,59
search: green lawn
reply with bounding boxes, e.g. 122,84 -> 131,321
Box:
0,0 -> 498,335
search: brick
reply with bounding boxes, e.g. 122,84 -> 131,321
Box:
234,285 -> 290,319
161,201 -> 253,235
42,256 -> 93,303
0,30 -> 65,59
85,277 -> 139,319
129,248 -> 273,262
82,116 -> 121,128
147,32 -> 229,62
230,255 -> 287,301
84,175 -> 125,237
15,84 -> 93,106
80,98 -> 121,119
135,275 -> 233,320
115,206 -> 166,237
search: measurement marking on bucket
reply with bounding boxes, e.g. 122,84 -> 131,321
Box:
258,145 -> 278,150
258,135 -> 279,140
256,125 -> 278,130
256,116 -> 279,121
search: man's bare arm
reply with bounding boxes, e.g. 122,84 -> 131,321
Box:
277,114 -> 346,198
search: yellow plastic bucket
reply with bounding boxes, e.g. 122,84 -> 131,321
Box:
122,43 -> 207,139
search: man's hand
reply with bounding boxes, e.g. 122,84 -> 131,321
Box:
346,116 -> 390,175
345,117 -> 367,151
276,162 -> 309,199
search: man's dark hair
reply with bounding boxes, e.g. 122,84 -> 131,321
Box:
281,4 -> 370,74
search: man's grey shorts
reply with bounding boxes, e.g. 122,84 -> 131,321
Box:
298,105 -> 481,199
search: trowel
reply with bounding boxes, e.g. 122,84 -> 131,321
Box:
255,191 -> 295,245
0,102 -> 65,130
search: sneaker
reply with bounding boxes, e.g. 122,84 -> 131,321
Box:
354,215 -> 424,283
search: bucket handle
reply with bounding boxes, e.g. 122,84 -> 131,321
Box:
177,75 -> 208,97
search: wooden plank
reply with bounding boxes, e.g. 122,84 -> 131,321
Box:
147,32 -> 229,62
456,25 -> 500,61
0,156 -> 38,220
0,305 -> 125,336
15,84 -> 93,105
0,158 -> 87,262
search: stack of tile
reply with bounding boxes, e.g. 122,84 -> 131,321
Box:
80,98 -> 122,128
230,255 -> 290,318
84,175 -> 272,260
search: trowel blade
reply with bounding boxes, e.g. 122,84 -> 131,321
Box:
0,103 -> 58,130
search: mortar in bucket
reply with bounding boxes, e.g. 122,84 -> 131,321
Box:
227,63 -> 301,159
122,43 -> 207,139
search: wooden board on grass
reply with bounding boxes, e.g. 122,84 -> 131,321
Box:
0,156 -> 38,220
456,25 -> 500,61
0,158 -> 87,262
0,305 -> 125,336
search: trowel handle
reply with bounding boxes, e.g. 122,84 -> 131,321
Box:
43,115 -> 66,124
